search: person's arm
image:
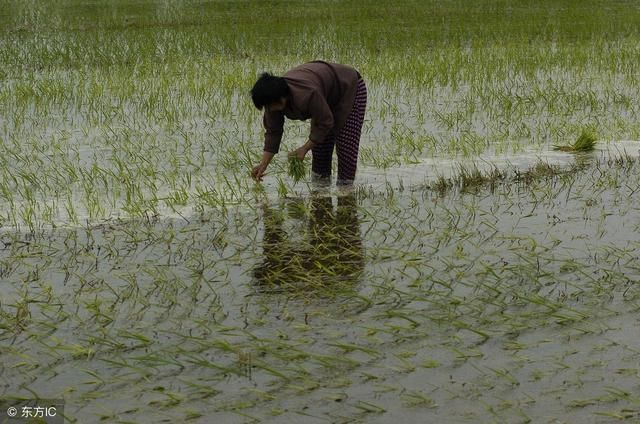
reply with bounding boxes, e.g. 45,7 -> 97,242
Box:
289,139 -> 315,160
251,151 -> 274,181
263,111 -> 285,154
289,92 -> 332,160
252,111 -> 284,182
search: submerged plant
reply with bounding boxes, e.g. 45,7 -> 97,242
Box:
554,129 -> 598,152
288,156 -> 306,183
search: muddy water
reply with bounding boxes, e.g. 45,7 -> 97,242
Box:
1,156 -> 640,423
349,139 -> 640,191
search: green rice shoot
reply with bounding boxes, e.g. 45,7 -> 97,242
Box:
288,156 -> 306,183
553,128 -> 598,152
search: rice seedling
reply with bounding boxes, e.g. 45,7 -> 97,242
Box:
554,128 -> 598,152
287,156 -> 307,183
401,390 -> 438,408
355,400 -> 387,414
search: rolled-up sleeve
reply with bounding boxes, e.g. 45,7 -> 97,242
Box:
263,111 -> 285,154
308,92 -> 334,144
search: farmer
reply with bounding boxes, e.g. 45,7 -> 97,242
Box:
250,61 -> 367,185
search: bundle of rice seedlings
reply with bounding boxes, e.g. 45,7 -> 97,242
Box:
553,129 -> 597,152
288,156 -> 306,182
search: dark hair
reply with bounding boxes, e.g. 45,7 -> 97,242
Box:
250,72 -> 289,110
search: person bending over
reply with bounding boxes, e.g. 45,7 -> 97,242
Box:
250,61 -> 367,185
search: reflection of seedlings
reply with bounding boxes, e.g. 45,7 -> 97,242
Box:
457,165 -> 485,191
514,161 -> 558,184
432,175 -> 452,195
286,197 -> 308,219
451,164 -> 506,192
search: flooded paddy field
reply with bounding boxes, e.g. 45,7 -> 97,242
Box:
2,0 -> 640,422
3,157 -> 640,423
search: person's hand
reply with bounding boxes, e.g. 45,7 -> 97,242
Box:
289,140 -> 315,161
251,162 -> 268,182
251,151 -> 275,182
288,147 -> 307,161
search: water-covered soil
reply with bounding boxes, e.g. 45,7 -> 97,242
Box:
3,2 -> 640,422
2,156 -> 640,423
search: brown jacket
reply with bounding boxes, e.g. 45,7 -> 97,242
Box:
263,61 -> 361,154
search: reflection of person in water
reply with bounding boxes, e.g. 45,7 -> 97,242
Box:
253,193 -> 364,292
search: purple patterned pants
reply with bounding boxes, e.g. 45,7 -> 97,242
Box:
311,78 -> 367,184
